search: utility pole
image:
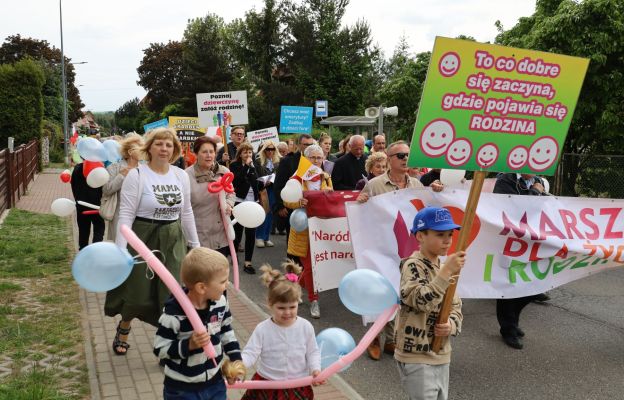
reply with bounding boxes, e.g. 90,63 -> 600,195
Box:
60,0 -> 69,165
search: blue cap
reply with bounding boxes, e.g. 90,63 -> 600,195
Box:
411,207 -> 461,233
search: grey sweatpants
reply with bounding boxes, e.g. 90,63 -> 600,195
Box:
396,361 -> 449,400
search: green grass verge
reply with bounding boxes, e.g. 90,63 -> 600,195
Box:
0,209 -> 88,399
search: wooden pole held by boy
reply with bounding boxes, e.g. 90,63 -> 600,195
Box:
432,170 -> 486,353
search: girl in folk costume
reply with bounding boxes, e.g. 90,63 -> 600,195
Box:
284,144 -> 333,319
241,260 -> 324,400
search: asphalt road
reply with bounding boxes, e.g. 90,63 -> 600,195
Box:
234,233 -> 624,400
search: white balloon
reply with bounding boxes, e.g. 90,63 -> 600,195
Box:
542,178 -> 550,193
86,167 -> 110,188
232,202 -> 266,228
281,179 -> 303,202
226,222 -> 236,241
440,169 -> 465,186
51,198 -> 75,217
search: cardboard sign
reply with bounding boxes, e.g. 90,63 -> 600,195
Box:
408,37 -> 589,175
279,106 -> 313,134
246,127 -> 279,152
168,116 -> 207,143
196,91 -> 249,128
143,118 -> 168,133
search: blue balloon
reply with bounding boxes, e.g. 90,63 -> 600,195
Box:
338,269 -> 398,316
77,137 -> 107,162
316,328 -> 356,371
289,208 -> 308,232
72,242 -> 134,292
102,139 -> 122,162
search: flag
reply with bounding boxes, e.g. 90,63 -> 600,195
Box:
292,156 -> 323,183
70,123 -> 79,145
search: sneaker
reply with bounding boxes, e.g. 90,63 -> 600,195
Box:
255,239 -> 265,248
310,300 -> 320,319
367,336 -> 381,360
533,293 -> 550,303
264,240 -> 274,247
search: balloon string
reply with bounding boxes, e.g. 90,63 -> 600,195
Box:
132,251 -> 164,280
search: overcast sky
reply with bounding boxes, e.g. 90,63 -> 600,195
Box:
3,0 -> 536,112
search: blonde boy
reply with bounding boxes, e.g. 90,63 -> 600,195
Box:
154,248 -> 243,400
394,207 -> 465,400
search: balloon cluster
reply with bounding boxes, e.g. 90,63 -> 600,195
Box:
52,138 -> 123,216
75,138 -> 122,188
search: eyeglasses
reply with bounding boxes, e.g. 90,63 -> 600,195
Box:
265,148 -> 276,151
389,152 -> 409,160
231,131 -> 245,136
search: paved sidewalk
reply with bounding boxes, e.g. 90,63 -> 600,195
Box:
17,170 -> 361,400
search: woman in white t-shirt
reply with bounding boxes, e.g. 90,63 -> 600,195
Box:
105,128 -> 199,356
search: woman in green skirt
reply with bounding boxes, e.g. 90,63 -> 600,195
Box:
105,127 -> 199,355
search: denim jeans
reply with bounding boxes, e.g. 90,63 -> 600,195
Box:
163,381 -> 227,400
255,186 -> 275,241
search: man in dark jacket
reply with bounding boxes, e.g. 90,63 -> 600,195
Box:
331,135 -> 367,190
273,134 -> 314,247
217,126 -> 246,166
71,162 -> 105,250
494,172 -> 549,349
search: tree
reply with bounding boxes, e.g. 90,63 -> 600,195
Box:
0,35 -> 84,123
137,41 -> 184,113
496,0 -> 624,195
0,58 -> 45,145
379,47 -> 430,140
178,14 -> 238,115
282,0 -> 381,117
114,98 -> 142,133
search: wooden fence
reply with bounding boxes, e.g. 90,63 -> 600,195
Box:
0,140 -> 39,215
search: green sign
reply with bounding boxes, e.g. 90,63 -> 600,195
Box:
408,37 -> 589,175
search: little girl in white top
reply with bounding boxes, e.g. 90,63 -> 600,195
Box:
241,260 -> 324,399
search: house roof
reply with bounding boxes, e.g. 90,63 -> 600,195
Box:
319,116 -> 377,127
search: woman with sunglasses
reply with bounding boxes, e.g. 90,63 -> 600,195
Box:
356,140 -> 444,361
255,140 -> 281,248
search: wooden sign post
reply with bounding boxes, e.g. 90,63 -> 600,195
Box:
431,170 -> 485,352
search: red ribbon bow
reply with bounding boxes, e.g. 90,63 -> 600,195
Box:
208,172 -> 235,194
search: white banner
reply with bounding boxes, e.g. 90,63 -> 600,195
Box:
308,217 -> 356,292
344,188 -> 624,299
196,90 -> 249,128
246,127 -> 279,152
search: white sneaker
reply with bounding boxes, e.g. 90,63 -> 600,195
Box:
265,240 -> 274,247
310,301 -> 320,319
255,239 -> 265,248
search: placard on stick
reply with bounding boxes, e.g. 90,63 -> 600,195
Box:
408,37 -> 588,175
407,37 -> 589,352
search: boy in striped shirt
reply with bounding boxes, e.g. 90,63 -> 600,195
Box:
154,248 -> 244,399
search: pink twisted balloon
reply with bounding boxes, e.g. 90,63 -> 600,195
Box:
120,225 -> 218,364
207,172 -> 240,290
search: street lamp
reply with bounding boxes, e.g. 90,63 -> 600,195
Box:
59,0 -> 87,164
